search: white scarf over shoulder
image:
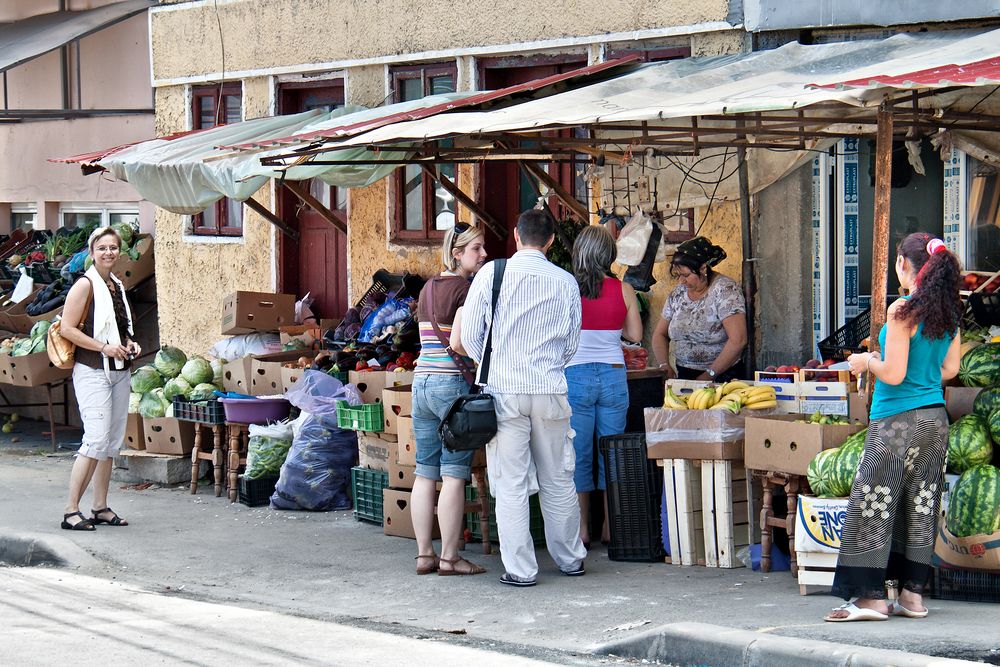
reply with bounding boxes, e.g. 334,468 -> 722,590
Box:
85,265 -> 133,373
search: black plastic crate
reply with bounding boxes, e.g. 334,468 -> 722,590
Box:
238,474 -> 278,507
465,484 -> 545,547
27,263 -> 57,284
932,567 -> 1000,603
352,466 -> 389,524
172,396 -> 226,424
818,308 -> 871,362
625,374 -> 665,433
356,269 -> 425,310
601,433 -> 666,562
968,293 -> 1000,327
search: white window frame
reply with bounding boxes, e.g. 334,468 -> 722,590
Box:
10,203 -> 38,231
58,204 -> 140,229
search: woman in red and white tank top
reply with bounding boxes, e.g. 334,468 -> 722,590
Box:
566,226 -> 643,548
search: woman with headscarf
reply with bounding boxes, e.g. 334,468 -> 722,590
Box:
651,236 -> 747,381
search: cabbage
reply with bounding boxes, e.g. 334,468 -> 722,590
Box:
130,365 -> 164,393
180,357 -> 213,385
29,320 -> 51,341
111,222 -> 135,249
128,392 -> 142,414
154,346 -> 187,379
210,357 -> 224,385
138,389 -> 169,419
162,377 -> 192,401
188,383 -> 218,401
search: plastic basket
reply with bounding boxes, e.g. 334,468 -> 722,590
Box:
219,397 -> 291,425
356,269 -> 425,310
817,309 -> 871,362
625,374 -> 665,433
351,466 -> 389,524
601,433 -> 666,562
238,474 -> 278,507
336,400 -> 384,432
465,485 -> 545,547
968,293 -> 1000,327
172,396 -> 226,424
931,567 -> 1000,603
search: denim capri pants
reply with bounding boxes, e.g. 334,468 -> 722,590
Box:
412,373 -> 475,481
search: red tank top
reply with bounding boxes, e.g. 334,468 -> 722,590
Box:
581,277 -> 627,331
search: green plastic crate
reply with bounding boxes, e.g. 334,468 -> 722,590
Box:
465,485 -> 545,547
337,400 -> 384,432
352,466 -> 389,524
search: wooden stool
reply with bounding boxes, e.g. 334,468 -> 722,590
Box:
757,471 -> 808,574
190,424 -> 226,497
226,422 -> 251,502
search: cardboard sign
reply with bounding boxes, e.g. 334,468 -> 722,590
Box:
794,495 -> 849,554
798,382 -> 849,417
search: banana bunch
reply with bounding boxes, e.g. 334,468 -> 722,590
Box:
687,387 -> 718,410
662,381 -> 778,413
663,387 -> 689,409
738,385 -> 778,410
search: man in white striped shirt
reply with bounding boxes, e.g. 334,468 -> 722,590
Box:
462,209 -> 588,586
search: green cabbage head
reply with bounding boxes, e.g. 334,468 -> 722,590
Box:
162,377 -> 192,401
154,346 -> 187,379
130,365 -> 164,393
138,388 -> 170,419
180,357 -> 214,386
188,383 -> 218,401
128,392 -> 142,414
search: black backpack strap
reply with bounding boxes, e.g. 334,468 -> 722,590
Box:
477,259 -> 506,386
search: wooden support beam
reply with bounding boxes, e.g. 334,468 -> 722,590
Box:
869,106 -> 894,405
519,160 -> 590,224
282,180 -> 348,235
244,196 -> 299,242
419,164 -> 507,240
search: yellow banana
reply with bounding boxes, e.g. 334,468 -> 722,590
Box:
744,385 -> 776,400
720,392 -> 745,405
720,381 -> 750,395
689,388 -> 710,410
745,399 -> 778,410
687,389 -> 703,410
698,388 -> 717,410
663,387 -> 688,410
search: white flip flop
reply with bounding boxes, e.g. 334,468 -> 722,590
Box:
890,602 -> 929,618
824,601 -> 889,622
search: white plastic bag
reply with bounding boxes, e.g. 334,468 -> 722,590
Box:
209,332 -> 281,362
615,209 -> 669,266
11,266 -> 33,303
295,292 -> 316,324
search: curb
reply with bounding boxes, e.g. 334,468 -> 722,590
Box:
595,621 -> 981,667
0,531 -> 98,569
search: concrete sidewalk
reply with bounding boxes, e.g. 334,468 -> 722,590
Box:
1,436 -> 998,665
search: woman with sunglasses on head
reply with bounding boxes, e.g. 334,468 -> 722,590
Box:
566,226 -> 643,548
651,236 -> 747,382
59,226 -> 141,531
825,234 -> 962,622
410,221 -> 489,576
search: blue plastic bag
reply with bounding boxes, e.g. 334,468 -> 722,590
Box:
269,414 -> 358,511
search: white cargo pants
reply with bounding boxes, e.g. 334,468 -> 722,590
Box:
74,364 -> 130,461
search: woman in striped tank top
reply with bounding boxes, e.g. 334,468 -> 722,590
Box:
566,226 -> 643,548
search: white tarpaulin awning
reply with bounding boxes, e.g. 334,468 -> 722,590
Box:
0,0 -> 154,73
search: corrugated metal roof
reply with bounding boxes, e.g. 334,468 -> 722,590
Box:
812,55 -> 1000,90
50,128 -> 208,165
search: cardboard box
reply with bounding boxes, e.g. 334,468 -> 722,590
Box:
849,392 -> 869,424
389,460 -> 416,490
112,235 -> 155,290
396,416 -> 416,466
665,379 -> 712,397
125,413 -> 145,450
383,488 -> 439,539
0,286 -> 41,333
382,385 -> 413,434
754,377 -> 800,413
349,370 -> 414,405
643,408 -> 745,460
798,382 -> 849,417
221,291 -> 296,335
27,305 -> 63,326
143,417 -> 196,456
754,370 -> 798,385
743,415 -> 865,475
357,432 -> 398,472
798,368 -> 853,384
280,365 -> 306,393
945,386 -> 984,422
0,354 -> 16,384
222,356 -> 253,394
934,525 -> 1000,572
279,324 -> 322,350
251,350 -> 315,396
794,495 -> 849,554
7,351 -> 72,387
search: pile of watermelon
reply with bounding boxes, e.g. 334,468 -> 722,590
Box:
947,464 -> 1000,537
807,429 -> 866,498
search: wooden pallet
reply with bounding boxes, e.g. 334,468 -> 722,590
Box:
797,550 -> 838,594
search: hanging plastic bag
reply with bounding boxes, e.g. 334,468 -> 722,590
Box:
245,421 -> 294,480
615,209 -> 652,266
11,266 -> 34,303
295,292 -> 317,324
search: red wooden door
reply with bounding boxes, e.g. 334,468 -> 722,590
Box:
277,83 -> 349,319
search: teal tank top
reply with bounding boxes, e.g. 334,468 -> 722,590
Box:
869,301 -> 953,421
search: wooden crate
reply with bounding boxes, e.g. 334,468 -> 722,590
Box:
701,460 -> 754,568
661,459 -> 704,566
796,550 -> 838,595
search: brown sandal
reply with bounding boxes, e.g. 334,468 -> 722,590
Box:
437,557 -> 486,576
415,554 -> 439,575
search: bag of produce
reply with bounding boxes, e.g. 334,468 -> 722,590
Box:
268,414 -> 358,511
245,421 -> 294,480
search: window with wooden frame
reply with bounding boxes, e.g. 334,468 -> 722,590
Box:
192,84 -> 243,236
391,64 -> 457,241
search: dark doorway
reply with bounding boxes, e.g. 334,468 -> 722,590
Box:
277,81 -> 349,319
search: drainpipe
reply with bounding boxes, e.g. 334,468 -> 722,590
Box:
737,142 -> 757,375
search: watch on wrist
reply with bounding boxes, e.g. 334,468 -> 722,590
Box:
707,369 -> 717,379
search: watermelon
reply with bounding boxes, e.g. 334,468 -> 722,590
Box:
949,414 -> 994,474
988,408 -> 1000,452
946,464 -> 1000,537
958,342 -> 1000,387
807,448 -> 840,498
973,387 -> 1000,418
827,437 -> 865,498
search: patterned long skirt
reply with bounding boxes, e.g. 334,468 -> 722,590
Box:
831,406 -> 948,600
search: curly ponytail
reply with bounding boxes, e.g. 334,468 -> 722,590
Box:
893,232 -> 962,339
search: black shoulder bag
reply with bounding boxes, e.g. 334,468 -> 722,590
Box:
426,259 -> 506,452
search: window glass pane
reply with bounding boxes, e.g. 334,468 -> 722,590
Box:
63,212 -> 101,230
400,77 -> 422,102
224,95 -> 241,124
199,206 -> 218,232
109,212 -> 139,228
434,164 -> 456,230
403,164 -> 423,231
966,156 -> 1000,272
11,212 -> 36,231
225,199 -> 242,230
429,75 -> 454,95
308,178 -> 331,209
199,95 -> 216,128
334,186 -> 348,212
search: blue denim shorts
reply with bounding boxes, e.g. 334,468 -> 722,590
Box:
411,373 -> 475,481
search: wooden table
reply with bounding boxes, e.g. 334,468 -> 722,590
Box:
226,422 -> 250,502
189,423 -> 226,497
756,470 -> 809,574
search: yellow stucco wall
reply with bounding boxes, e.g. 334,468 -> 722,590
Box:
151,0 -> 731,81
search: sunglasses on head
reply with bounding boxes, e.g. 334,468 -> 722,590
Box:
453,222 -> 471,234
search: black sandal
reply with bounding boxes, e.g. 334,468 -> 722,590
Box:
91,507 -> 128,526
61,511 -> 95,531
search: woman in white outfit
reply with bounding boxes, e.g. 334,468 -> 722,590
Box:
59,226 -> 140,530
